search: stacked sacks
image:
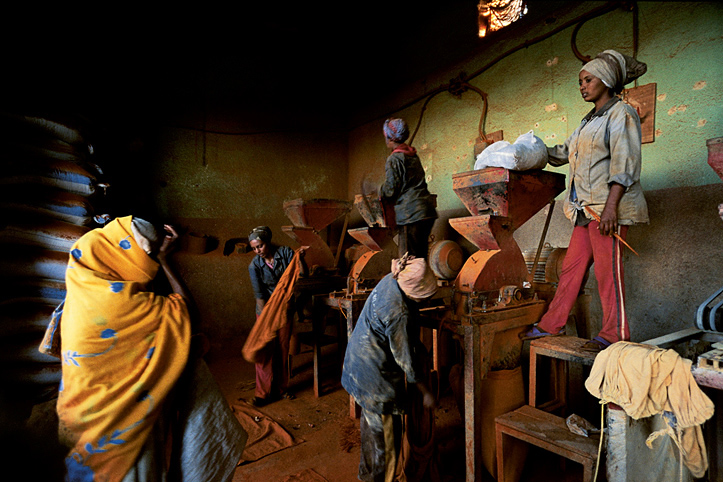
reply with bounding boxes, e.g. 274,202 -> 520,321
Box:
0,111 -> 99,411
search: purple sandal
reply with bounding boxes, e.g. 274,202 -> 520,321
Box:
581,336 -> 612,353
519,325 -> 565,341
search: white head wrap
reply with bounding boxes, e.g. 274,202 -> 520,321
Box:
391,254 -> 438,300
131,217 -> 159,254
581,49 -> 647,94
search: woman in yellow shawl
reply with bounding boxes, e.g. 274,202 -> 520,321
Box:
54,216 -> 245,482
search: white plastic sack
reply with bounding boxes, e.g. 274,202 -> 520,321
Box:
474,130 -> 548,171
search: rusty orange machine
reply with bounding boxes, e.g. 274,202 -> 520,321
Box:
281,197 -> 352,271
425,167 -> 566,482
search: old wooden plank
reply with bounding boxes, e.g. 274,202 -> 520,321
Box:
529,336 -> 598,366
496,405 -> 599,458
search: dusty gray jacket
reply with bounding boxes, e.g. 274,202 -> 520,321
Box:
380,150 -> 437,226
548,97 -> 649,225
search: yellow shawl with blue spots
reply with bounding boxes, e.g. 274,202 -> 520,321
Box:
56,216 -> 191,482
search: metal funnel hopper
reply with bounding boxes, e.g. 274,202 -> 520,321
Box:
449,215 -> 512,251
281,226 -> 335,268
283,198 -> 352,231
354,194 -> 395,228
347,226 -> 396,252
452,168 -> 565,231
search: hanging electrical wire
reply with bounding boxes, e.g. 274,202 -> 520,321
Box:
404,1 -> 637,149
408,74 -> 489,147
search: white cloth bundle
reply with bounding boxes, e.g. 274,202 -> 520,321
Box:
474,130 -> 548,170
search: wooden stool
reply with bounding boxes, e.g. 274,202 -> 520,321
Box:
495,405 -> 600,482
528,336 -> 597,412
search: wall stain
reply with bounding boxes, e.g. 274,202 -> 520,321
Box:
667,105 -> 688,115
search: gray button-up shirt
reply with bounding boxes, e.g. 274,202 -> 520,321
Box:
548,97 -> 649,225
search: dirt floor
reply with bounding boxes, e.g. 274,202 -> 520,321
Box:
207,347 -> 599,482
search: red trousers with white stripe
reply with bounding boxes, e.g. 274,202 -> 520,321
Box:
537,221 -> 630,343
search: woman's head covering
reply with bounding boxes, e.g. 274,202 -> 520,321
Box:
581,49 -> 647,94
249,226 -> 272,244
131,217 -> 159,254
383,118 -> 410,143
391,254 -> 438,300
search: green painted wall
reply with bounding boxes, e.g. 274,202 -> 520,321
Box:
347,1 -> 723,342
350,2 -> 723,208
143,124 -> 348,348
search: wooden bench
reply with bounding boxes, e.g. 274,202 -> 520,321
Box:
528,336 -> 598,412
495,404 -> 600,482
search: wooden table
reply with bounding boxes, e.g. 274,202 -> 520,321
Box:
528,336 -> 598,412
496,404 -> 600,482
314,290 -> 368,416
431,300 -> 546,482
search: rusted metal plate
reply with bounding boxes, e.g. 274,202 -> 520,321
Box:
707,137 -> 723,181
355,193 -> 383,227
452,168 -> 565,230
429,239 -> 464,279
449,215 -> 500,251
622,82 -> 656,144
347,226 -> 395,252
283,198 -> 352,231
454,244 -> 528,293
349,250 -> 394,290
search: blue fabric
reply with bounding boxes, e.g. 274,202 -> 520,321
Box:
383,118 -> 409,143
359,410 -> 402,482
248,245 -> 294,300
380,151 -> 437,226
121,358 -> 247,482
341,274 -> 423,415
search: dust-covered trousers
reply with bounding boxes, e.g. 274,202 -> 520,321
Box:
359,409 -> 404,482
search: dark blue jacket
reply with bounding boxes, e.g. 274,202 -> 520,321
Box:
380,151 -> 437,225
341,274 -> 423,415
248,245 -> 295,301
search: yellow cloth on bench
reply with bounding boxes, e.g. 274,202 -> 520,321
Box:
585,341 -> 714,478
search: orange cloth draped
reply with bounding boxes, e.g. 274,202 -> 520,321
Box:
242,251 -> 302,364
56,216 -> 191,482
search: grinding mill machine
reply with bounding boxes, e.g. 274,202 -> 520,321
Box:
345,194 -> 398,294
442,167 -> 565,482
281,198 -> 352,270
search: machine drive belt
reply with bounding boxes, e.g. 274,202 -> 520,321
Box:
696,285 -> 723,332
